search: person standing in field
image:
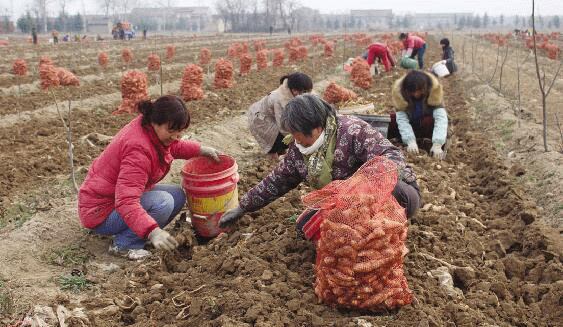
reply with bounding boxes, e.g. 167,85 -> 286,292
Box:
387,70 -> 449,160
247,72 -> 313,158
399,33 -> 427,69
366,42 -> 396,73
78,95 -> 221,260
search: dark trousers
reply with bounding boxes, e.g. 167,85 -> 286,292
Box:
392,181 -> 421,218
268,133 -> 289,155
388,112 -> 435,142
410,44 -> 427,69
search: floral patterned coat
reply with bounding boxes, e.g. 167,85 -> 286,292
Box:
239,115 -> 417,212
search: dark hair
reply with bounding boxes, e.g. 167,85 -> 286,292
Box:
399,33 -> 408,40
280,72 -> 313,92
440,38 -> 450,47
400,70 -> 433,113
281,94 -> 336,136
138,95 -> 190,131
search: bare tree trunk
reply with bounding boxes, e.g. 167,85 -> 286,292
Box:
498,44 -> 509,94
489,43 -> 501,83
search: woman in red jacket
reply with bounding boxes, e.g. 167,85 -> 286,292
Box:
366,42 -> 395,72
78,95 -> 220,259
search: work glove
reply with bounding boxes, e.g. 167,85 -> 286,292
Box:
406,141 -> 419,154
148,228 -> 179,251
430,143 -> 445,160
218,206 -> 245,228
200,145 -> 221,162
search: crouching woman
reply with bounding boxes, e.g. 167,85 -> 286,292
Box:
219,94 -> 421,230
78,95 -> 221,259
388,70 -> 449,160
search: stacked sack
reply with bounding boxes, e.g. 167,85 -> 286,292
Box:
98,52 -> 108,69
122,48 -> 133,64
298,46 -> 308,60
180,64 -> 204,101
350,57 -> 372,89
166,45 -> 175,60
39,64 -> 60,90
323,82 -> 357,104
304,157 -> 413,311
324,42 -> 334,57
147,54 -> 161,71
254,40 -> 266,52
239,53 -> 252,76
200,48 -> 211,65
39,56 -> 53,67
57,68 -> 80,86
273,49 -> 285,67
114,71 -> 149,114
289,47 -> 299,62
214,58 -> 234,89
256,49 -> 268,70
12,59 -> 28,76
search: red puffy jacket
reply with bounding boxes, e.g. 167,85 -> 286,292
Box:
78,115 -> 201,238
367,43 -> 396,72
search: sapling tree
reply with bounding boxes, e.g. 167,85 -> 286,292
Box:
531,0 -> 563,151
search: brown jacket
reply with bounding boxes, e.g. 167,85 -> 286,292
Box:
247,79 -> 294,153
391,71 -> 443,111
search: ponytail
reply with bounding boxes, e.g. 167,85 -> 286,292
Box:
138,95 -> 190,130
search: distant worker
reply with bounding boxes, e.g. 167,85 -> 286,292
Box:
388,70 -> 448,160
399,32 -> 427,69
247,72 -> 313,158
52,30 -> 59,44
366,42 -> 396,72
439,38 -> 457,74
31,27 -> 37,45
270,25 -> 273,36
143,29 -> 147,40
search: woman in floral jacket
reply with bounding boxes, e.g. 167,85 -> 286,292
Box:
219,94 -> 420,229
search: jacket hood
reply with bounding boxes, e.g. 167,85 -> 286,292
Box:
391,71 -> 443,110
275,78 -> 295,109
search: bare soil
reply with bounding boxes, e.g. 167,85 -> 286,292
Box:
0,34 -> 561,327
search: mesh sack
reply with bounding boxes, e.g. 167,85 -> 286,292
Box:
304,157 -> 413,311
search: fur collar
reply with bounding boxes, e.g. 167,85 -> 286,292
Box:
391,71 -> 443,110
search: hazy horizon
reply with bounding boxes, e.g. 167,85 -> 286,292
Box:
3,0 -> 562,21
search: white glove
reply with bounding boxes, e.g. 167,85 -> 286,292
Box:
200,145 -> 221,162
148,228 -> 179,251
441,60 -> 447,65
407,141 -> 419,154
430,143 -> 445,160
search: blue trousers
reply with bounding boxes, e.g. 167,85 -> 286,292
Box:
411,44 -> 427,69
93,184 -> 186,250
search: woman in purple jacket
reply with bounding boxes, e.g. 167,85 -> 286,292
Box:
219,94 -> 420,230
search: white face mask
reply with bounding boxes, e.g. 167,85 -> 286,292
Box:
295,130 -> 326,155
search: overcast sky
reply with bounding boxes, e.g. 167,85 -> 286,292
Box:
3,0 -> 562,20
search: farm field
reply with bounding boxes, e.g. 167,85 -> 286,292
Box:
0,31 -> 561,326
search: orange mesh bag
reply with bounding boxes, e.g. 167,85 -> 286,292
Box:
241,42 -> 249,54
13,59 -> 28,76
39,64 -> 60,90
214,58 -> 234,89
39,56 -> 53,67
323,82 -> 357,104
273,48 -> 285,67
350,57 -> 372,89
122,48 -> 133,64
239,53 -> 252,76
254,40 -> 266,52
256,49 -> 268,70
166,45 -> 175,60
114,71 -> 149,114
303,157 -> 413,311
324,42 -> 334,57
147,54 -> 161,71
98,52 -> 109,68
200,48 -> 211,65
289,47 -> 299,62
57,68 -> 80,86
298,46 -> 308,60
180,64 -> 204,101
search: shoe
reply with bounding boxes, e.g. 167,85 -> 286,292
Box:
108,244 -> 151,260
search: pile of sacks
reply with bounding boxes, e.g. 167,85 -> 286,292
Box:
256,49 -> 268,70
147,54 -> 161,71
114,71 -> 149,114
199,48 -> 211,65
180,64 -> 204,101
239,53 -> 252,76
214,58 -> 234,89
323,82 -> 357,104
350,57 -> 372,89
